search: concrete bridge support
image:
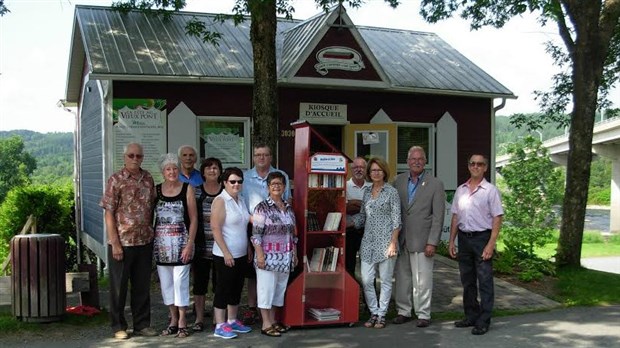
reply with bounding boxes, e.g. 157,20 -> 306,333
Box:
592,144 -> 620,233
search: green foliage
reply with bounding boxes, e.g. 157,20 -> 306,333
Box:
501,136 -> 564,259
0,183 -> 78,272
555,266 -> 620,306
0,136 -> 37,202
0,131 -> 73,189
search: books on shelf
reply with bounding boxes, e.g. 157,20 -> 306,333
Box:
308,246 -> 339,272
307,211 -> 321,232
323,212 -> 342,231
308,174 -> 344,188
308,307 -> 341,321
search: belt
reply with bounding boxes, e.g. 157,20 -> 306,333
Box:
458,229 -> 491,237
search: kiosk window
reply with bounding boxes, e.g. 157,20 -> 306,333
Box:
198,117 -> 251,169
397,125 -> 433,174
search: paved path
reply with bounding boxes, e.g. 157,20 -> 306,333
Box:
581,256 -> 620,274
5,305 -> 620,347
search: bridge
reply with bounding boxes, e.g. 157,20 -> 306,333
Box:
496,117 -> 620,233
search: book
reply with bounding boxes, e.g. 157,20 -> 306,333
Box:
308,307 -> 341,321
322,246 -> 333,272
309,248 -> 325,272
307,211 -> 320,231
329,247 -> 339,272
323,212 -> 342,231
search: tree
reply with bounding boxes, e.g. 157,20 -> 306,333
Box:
0,136 -> 37,202
0,0 -> 9,16
113,0 -> 399,159
420,0 -> 620,266
501,136 -> 563,257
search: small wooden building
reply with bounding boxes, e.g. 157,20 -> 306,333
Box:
65,5 -> 514,259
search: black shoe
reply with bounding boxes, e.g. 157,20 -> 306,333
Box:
471,326 -> 489,335
454,319 -> 475,328
392,315 -> 411,324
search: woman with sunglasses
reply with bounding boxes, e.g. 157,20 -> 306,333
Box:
210,167 -> 252,339
251,171 -> 298,337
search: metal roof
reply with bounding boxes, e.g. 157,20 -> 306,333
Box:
65,5 -> 514,103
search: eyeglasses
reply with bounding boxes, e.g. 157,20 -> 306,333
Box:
227,180 -> 244,185
253,153 -> 271,158
468,161 -> 487,167
269,182 -> 283,187
126,153 -> 144,159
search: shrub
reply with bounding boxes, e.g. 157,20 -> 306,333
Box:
0,183 -> 79,272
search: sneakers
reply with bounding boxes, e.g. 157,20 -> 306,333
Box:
242,307 -> 260,325
114,330 -> 129,339
214,323 -> 238,339
229,319 -> 252,333
134,327 -> 158,336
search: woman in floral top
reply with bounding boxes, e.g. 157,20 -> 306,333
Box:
350,157 -> 401,329
251,171 -> 298,337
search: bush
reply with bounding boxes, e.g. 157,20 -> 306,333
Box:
0,183 -> 79,272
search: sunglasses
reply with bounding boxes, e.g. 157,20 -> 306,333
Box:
126,153 -> 144,159
468,161 -> 486,167
227,180 -> 244,185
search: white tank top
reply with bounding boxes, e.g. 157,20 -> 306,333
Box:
212,189 -> 250,258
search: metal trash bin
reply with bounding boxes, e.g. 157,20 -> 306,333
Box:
11,234 -> 66,322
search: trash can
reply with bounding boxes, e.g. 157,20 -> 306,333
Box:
11,234 -> 66,322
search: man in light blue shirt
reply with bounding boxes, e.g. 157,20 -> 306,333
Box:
178,145 -> 203,187
240,143 -> 291,325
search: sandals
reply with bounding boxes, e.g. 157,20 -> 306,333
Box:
273,322 -> 290,333
374,316 -> 386,329
161,326 -> 179,336
261,326 -> 281,337
192,322 -> 205,332
364,314 -> 378,328
176,327 -> 190,338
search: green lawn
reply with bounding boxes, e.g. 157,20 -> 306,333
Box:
499,230 -> 620,259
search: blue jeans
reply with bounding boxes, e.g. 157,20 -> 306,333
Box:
457,230 -> 494,328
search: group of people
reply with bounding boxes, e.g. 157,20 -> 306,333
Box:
100,141 -> 503,340
100,142 -> 296,340
345,146 -> 503,336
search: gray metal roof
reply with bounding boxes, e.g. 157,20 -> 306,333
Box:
65,5 -> 514,103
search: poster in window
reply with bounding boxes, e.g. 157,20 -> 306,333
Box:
112,99 -> 167,176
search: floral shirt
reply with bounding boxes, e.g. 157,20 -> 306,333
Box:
251,197 -> 296,273
352,183 -> 401,264
100,167 -> 156,247
194,184 -> 223,259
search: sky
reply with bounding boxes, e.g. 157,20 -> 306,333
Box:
1,0 -> 618,133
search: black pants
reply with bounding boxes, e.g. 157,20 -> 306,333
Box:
457,230 -> 494,328
213,255 -> 246,309
345,227 -> 363,276
108,243 -> 153,332
193,257 -> 217,295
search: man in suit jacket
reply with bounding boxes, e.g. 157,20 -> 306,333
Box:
392,146 -> 445,328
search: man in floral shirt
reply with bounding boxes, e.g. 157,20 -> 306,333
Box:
100,143 -> 158,339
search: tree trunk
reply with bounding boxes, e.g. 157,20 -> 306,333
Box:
556,2 -> 608,266
249,0 -> 279,163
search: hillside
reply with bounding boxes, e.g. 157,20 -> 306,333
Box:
0,130 -> 73,185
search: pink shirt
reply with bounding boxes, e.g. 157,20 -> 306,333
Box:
451,178 -> 503,232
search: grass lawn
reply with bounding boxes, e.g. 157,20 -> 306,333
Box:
498,230 -> 620,259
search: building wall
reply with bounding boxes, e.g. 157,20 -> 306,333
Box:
113,81 -> 493,184
80,80 -> 105,248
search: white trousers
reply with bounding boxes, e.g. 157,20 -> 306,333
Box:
256,268 -> 289,309
393,250 -> 434,319
157,264 -> 191,307
360,257 -> 396,317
